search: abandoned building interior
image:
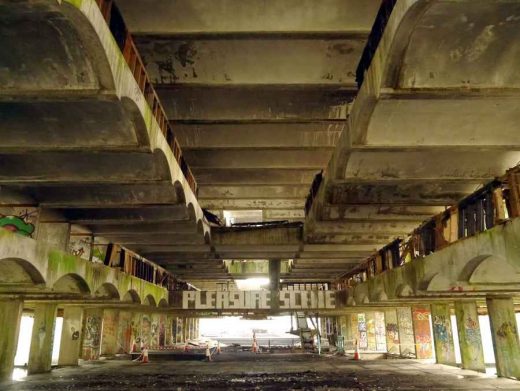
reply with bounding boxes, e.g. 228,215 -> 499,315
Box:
1,0 -> 520,389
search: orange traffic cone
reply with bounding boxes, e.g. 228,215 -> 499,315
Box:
216,341 -> 221,355
131,340 -> 137,353
353,339 -> 360,360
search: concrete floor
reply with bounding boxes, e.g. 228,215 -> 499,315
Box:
3,353 -> 520,390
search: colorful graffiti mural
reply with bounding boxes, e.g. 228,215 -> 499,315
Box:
82,312 -> 102,360
0,207 -> 38,237
412,307 -> 433,359
357,313 -> 368,349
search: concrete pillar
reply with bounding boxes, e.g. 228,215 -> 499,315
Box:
365,312 -> 376,351
343,314 -> 355,351
0,300 -> 23,380
141,313 -> 152,348
182,318 -> 188,341
396,307 -> 416,357
158,313 -> 166,347
58,307 -> 83,366
116,311 -> 133,354
149,313 -> 160,349
411,305 -> 433,359
384,309 -> 400,355
28,303 -> 58,374
431,303 -> 456,366
130,312 -> 142,351
36,217 -> 70,252
100,309 -> 119,356
269,259 -> 281,311
81,308 -> 103,360
454,301 -> 485,372
486,297 -> 520,379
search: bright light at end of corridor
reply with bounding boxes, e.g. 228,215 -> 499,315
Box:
235,277 -> 269,290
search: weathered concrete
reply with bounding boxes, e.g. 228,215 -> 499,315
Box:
486,297 -> 520,379
28,303 -> 58,374
454,301 -> 485,373
100,309 -> 119,356
431,303 -> 456,366
58,307 -> 84,366
0,300 -> 23,380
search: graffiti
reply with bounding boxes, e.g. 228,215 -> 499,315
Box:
0,208 -> 37,237
84,315 -> 101,348
413,308 -> 433,359
69,235 -> 92,260
464,316 -> 481,345
82,314 -> 102,360
497,321 -> 517,339
386,323 -> 399,344
357,314 -> 368,349
374,312 -> 387,352
159,315 -> 166,347
432,315 -> 451,345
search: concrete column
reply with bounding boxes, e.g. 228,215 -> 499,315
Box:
182,318 -> 188,341
269,259 -> 281,311
431,303 -> 456,366
116,311 -> 133,354
486,297 -> 520,378
130,312 -> 142,351
158,313 -> 166,348
454,301 -> 485,372
58,307 -> 84,366
343,314 -> 355,351
81,308 -> 103,360
141,313 -> 152,348
150,313 -> 160,349
412,305 -> 433,359
0,300 -> 23,380
36,217 -> 70,252
100,309 -> 119,356
384,309 -> 400,355
396,307 -> 416,357
365,312 -> 376,351
28,303 -> 58,374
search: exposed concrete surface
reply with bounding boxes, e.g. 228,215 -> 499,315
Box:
2,354 -> 520,390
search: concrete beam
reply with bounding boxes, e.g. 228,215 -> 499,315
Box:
343,150 -> 520,182
320,204 -> 445,221
117,0 -> 379,34
175,122 -> 343,148
0,99 -> 141,151
184,149 -> 331,169
136,37 -> 364,85
328,182 -> 478,205
48,206 -> 189,224
198,185 -> 309,199
193,168 -> 318,185
200,198 -> 304,210
160,85 -> 352,120
312,220 -> 419,235
365,96 -> 520,148
87,222 -> 198,235
305,233 -> 395,246
0,152 -> 168,184
14,183 -> 180,207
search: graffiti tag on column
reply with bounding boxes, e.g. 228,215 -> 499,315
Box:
497,321 -> 517,339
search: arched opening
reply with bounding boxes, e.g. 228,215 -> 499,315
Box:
0,258 -> 45,285
158,298 -> 168,308
53,273 -> 90,294
94,283 -> 120,300
143,294 -> 157,307
122,289 -> 141,304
